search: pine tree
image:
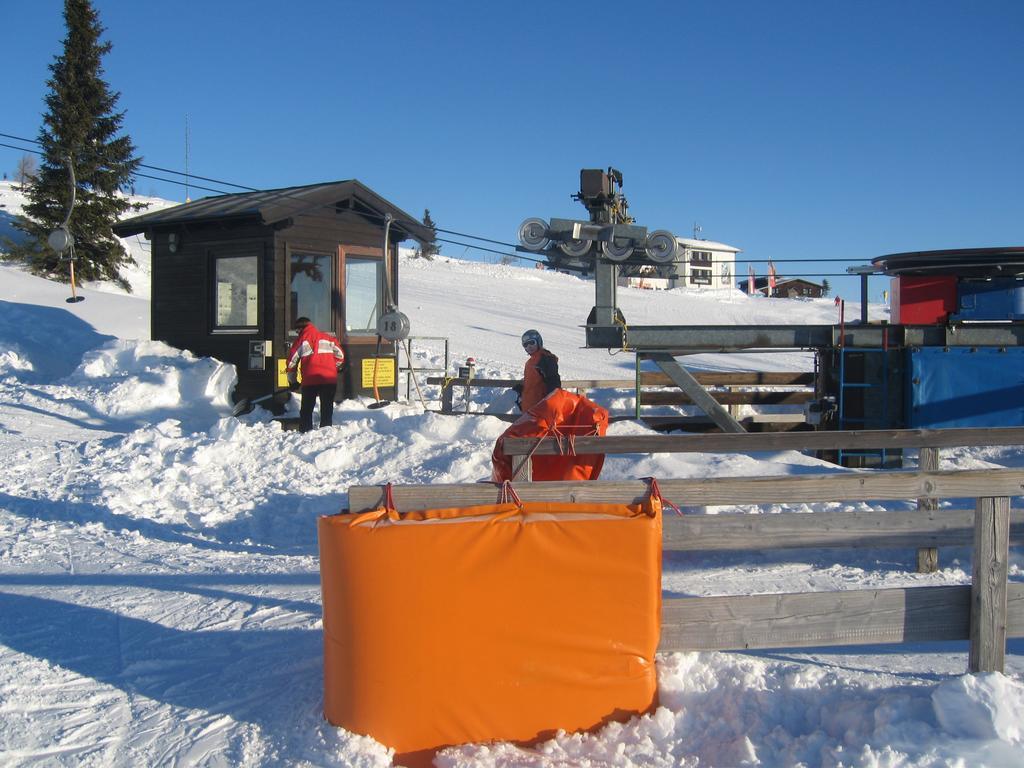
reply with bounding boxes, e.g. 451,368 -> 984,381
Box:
419,209 -> 439,260
821,278 -> 831,297
12,0 -> 141,290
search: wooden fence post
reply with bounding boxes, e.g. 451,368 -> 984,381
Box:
969,495 -> 1010,673
512,453 -> 533,481
441,384 -> 454,414
917,447 -> 940,573
727,386 -> 740,420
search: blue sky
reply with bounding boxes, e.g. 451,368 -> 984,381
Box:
3,0 -> 1022,300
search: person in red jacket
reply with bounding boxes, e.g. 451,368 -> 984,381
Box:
516,328 -> 561,412
286,317 -> 345,432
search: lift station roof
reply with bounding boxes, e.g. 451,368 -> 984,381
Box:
872,246 -> 1024,278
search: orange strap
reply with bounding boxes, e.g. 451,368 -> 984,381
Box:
549,430 -> 577,456
498,480 -> 524,508
349,507 -> 386,526
348,483 -> 401,527
556,427 -> 601,455
483,481 -> 524,523
643,476 -> 683,517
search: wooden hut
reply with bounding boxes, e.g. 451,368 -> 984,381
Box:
743,276 -> 826,298
113,180 -> 431,405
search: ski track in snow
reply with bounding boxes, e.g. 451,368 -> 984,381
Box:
0,182 -> 1022,766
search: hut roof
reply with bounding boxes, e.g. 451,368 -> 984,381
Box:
113,179 -> 433,243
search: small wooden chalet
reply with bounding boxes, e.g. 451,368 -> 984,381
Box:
774,277 -> 825,298
112,180 -> 431,404
742,276 -> 826,298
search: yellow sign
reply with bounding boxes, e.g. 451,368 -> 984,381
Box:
277,358 -> 302,388
361,358 -> 395,388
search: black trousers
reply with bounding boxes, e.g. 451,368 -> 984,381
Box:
299,382 -> 337,432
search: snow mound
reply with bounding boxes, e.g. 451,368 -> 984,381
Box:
58,338 -> 236,432
0,297 -> 114,382
933,673 -> 1024,743
439,654 -> 1024,767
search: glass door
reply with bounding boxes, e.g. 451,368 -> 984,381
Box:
339,245 -> 386,340
344,256 -> 384,334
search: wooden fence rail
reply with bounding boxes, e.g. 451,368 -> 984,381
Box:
501,425 -> 1024,458
502,425 -> 1024,574
426,371 -> 815,390
348,467 -> 1023,672
350,470 -> 1024,510
426,372 -> 814,416
664,584 -> 1024,653
660,507 -> 1024,551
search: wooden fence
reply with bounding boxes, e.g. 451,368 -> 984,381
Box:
426,371 -> 814,423
500,425 -> 1024,459
503,425 -> 1024,572
349,434 -> 1024,673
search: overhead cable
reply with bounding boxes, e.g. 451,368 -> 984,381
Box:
0,128 -> 880,272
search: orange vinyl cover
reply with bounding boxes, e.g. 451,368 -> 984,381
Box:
491,389 -> 610,482
319,498 -> 662,765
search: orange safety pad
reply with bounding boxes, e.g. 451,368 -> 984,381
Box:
319,499 -> 662,765
491,389 -> 610,482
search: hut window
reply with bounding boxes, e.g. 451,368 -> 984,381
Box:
290,251 -> 334,332
345,256 -> 384,333
213,255 -> 259,329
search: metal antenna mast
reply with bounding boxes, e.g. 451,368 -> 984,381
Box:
184,114 -> 191,202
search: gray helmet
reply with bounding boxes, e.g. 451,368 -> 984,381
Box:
521,329 -> 543,349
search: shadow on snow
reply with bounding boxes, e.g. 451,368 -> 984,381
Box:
0,590 -> 322,725
0,490 -> 331,557
0,300 -> 114,383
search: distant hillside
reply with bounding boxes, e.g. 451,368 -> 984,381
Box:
0,179 -> 179,298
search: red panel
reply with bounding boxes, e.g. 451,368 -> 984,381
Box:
892,275 -> 957,324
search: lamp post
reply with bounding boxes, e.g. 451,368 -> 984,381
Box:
48,155 -> 84,303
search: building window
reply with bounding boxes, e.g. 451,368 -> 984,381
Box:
213,254 -> 259,329
290,250 -> 334,331
345,256 -> 384,333
690,268 -> 712,285
690,250 -> 713,265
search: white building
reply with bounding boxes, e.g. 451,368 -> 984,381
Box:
673,237 -> 741,290
617,236 -> 742,291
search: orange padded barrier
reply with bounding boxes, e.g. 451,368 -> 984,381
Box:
491,389 -> 610,482
319,497 -> 662,766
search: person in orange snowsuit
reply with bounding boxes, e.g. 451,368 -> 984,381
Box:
286,317 -> 345,432
515,329 -> 561,412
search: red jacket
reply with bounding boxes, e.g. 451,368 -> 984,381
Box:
286,323 -> 345,386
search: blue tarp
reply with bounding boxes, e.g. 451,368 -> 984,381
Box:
907,346 -> 1024,428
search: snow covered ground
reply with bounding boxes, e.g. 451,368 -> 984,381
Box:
0,183 -> 1022,767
